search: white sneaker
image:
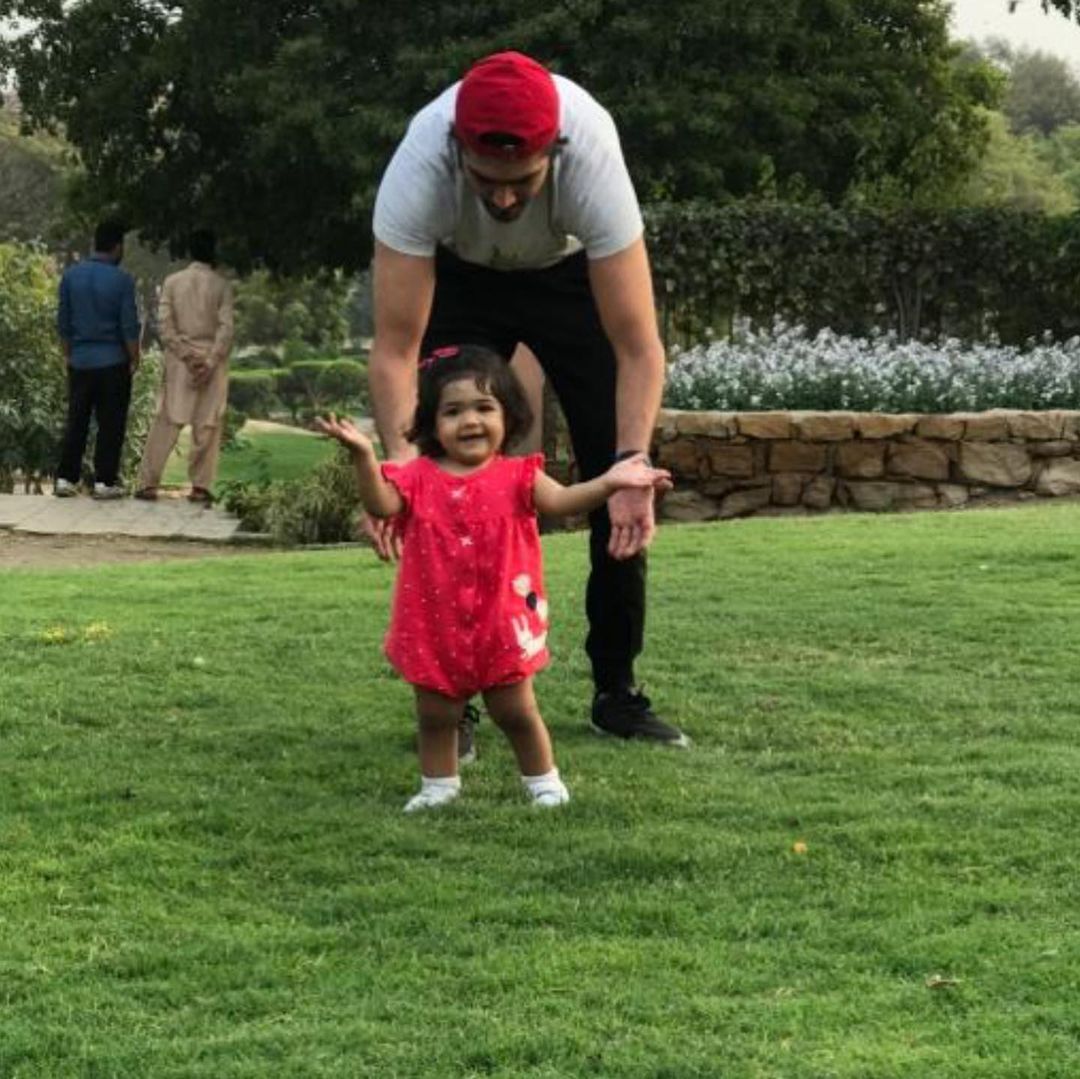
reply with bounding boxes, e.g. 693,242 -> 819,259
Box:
403,777 -> 461,814
92,482 -> 125,500
54,478 -> 79,497
522,770 -> 570,807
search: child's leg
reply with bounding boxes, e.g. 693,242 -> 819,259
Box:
483,680 -> 569,806
405,686 -> 465,813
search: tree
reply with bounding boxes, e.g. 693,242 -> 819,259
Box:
962,109 -> 1075,212
1016,2 -> 1080,21
0,0 -> 998,274
1002,48 -> 1080,135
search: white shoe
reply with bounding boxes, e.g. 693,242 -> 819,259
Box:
92,482 -> 125,500
54,478 -> 79,497
522,770 -> 570,807
403,778 -> 461,814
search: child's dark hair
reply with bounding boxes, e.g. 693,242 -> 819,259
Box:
407,344 -> 534,457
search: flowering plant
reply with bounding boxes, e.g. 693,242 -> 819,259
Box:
665,320 -> 1080,413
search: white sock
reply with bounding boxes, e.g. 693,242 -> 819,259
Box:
521,768 -> 570,807
403,774 -> 461,814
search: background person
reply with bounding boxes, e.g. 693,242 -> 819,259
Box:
54,219 -> 140,499
135,229 -> 234,504
368,50 -> 689,749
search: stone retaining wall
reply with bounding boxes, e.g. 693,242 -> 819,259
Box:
651,408 -> 1080,521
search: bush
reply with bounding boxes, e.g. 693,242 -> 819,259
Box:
231,346 -> 281,371
228,370 -> 281,418
121,350 -> 165,485
221,447 -> 360,545
0,242 -> 63,490
317,359 -> 367,412
645,201 -> 1080,348
665,319 -> 1080,413
276,358 -> 367,421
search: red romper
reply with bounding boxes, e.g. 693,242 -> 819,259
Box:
380,453 -> 551,699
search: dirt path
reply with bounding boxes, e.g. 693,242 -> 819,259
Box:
0,531 -> 276,570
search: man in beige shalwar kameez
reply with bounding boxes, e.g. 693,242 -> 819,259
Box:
136,230 -> 234,504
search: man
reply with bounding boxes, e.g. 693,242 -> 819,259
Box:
370,51 -> 688,748
135,229 -> 234,504
54,220 -> 140,499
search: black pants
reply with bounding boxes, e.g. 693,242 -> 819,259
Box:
423,247 -> 645,692
57,363 -> 133,487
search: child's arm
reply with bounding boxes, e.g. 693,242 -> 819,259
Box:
533,454 -> 671,518
315,415 -> 404,518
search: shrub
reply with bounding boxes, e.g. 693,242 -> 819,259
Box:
277,358 -> 367,421
231,346 -> 282,371
645,201 -> 1080,348
221,447 -> 360,545
0,242 -> 63,490
317,359 -> 367,413
228,370 -> 281,418
665,319 -> 1080,413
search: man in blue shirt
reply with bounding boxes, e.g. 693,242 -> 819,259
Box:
54,220 -> 142,498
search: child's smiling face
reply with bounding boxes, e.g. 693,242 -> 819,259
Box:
435,376 -> 506,467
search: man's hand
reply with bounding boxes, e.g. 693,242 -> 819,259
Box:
362,512 -> 405,562
607,486 -> 656,560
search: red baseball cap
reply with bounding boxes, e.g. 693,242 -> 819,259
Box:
454,51 -> 560,160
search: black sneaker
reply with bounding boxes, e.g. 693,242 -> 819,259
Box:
458,701 -> 480,764
591,688 -> 690,748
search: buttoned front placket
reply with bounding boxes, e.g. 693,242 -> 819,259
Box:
450,482 -> 480,689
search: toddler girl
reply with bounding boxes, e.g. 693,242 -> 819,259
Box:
317,344 -> 670,812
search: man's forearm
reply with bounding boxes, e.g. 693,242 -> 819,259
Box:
614,342 -> 665,455
368,347 -> 419,461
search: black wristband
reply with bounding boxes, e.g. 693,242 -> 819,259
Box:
614,449 -> 651,465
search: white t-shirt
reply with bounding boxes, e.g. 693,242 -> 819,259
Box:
373,75 -> 644,270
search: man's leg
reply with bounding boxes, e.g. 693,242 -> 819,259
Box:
136,407 -> 182,491
188,422 -> 223,491
519,255 -> 688,746
92,362 -> 133,487
56,367 -> 95,484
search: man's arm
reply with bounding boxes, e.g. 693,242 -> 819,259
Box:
208,277 -> 235,368
587,237 -> 667,559
368,240 -> 436,461
587,237 -> 666,456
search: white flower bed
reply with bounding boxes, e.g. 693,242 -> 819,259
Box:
665,321 -> 1080,413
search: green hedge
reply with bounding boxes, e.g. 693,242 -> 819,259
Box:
228,369 -> 283,418
644,202 -> 1080,347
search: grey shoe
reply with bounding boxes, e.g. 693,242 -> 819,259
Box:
591,688 -> 690,748
92,482 -> 125,500
54,478 -> 79,497
458,702 -> 480,764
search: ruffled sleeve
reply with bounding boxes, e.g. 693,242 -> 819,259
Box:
516,453 -> 546,515
380,459 -> 421,514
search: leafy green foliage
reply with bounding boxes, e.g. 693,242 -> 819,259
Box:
222,447 -> 360,544
234,270 -> 351,351
1,0 -> 998,273
0,242 -> 63,488
0,106 -> 75,249
646,201 -> 1080,346
227,370 -> 283,419
963,110 -> 1075,213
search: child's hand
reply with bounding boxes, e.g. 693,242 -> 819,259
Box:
315,413 -> 375,456
605,454 -> 673,494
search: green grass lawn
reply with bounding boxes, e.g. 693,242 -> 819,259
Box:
2,503 -> 1079,1077
162,421 -> 336,491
